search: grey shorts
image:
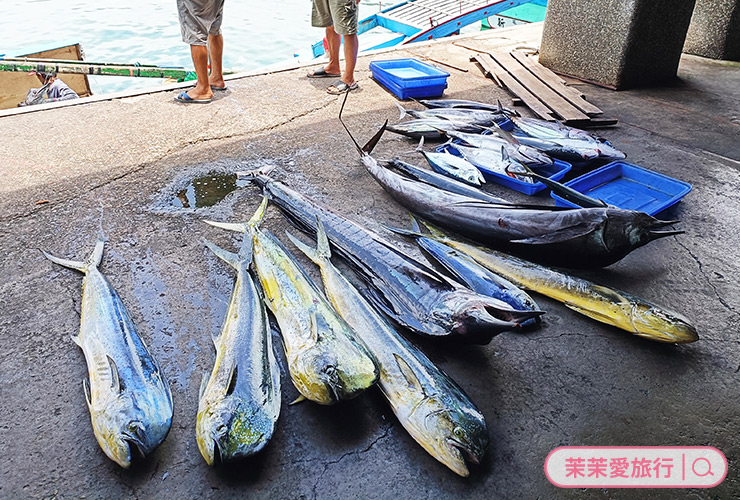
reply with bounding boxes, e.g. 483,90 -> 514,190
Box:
177,0 -> 226,46
311,0 -> 358,35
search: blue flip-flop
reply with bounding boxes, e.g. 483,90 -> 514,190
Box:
175,91 -> 212,104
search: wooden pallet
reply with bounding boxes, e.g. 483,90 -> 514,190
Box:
473,51 -> 618,127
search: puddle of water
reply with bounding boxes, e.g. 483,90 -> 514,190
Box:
172,173 -> 250,208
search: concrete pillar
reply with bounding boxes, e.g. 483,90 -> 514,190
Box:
539,0 -> 697,90
684,0 -> 740,61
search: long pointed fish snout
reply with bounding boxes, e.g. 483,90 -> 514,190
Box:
454,305 -> 540,344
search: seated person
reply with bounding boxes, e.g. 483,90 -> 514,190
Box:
21,71 -> 80,106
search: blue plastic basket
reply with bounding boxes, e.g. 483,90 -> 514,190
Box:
436,143 -> 572,195
550,161 -> 692,215
369,58 -> 449,100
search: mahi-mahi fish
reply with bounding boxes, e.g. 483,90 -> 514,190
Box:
196,232 -> 281,465
207,197 -> 379,405
413,224 -> 699,343
43,236 -> 173,468
287,219 -> 488,476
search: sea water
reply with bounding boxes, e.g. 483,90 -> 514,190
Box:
0,0 -> 398,95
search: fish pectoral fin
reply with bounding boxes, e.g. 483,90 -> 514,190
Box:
199,371 -> 210,399
226,364 -> 238,397
510,221 -> 602,245
393,354 -> 425,394
107,355 -> 123,394
563,302 -> 619,327
70,335 -> 81,347
82,379 -> 92,408
289,394 -> 308,405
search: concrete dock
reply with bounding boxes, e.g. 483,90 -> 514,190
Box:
1,23 -> 739,499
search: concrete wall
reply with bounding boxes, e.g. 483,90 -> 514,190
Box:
684,0 -> 740,60
539,0 -> 697,89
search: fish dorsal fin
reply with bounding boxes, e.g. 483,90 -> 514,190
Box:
82,379 -> 92,408
394,353 -> 424,394
510,220 -> 604,245
199,371 -> 209,399
107,355 -> 123,394
501,145 -> 509,161
225,364 -> 238,396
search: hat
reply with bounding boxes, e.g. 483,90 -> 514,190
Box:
28,69 -> 56,78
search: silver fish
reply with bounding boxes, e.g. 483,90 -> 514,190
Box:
43,236 -> 173,468
420,149 -> 486,186
196,234 -> 281,465
449,143 -> 535,184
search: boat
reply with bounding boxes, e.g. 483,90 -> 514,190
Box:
0,43 -> 92,111
311,0 -> 544,58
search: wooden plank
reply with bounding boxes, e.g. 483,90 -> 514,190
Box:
489,52 -> 589,122
509,51 -> 603,117
474,54 -> 556,120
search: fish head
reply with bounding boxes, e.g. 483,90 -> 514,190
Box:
629,302 -> 699,343
90,396 -> 153,468
441,291 -> 542,344
292,349 -> 345,405
196,399 -> 270,464
411,396 -> 488,477
293,326 -> 378,405
595,141 -> 627,160
603,210 -> 683,257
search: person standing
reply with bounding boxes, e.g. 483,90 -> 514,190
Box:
307,0 -> 361,95
175,0 -> 227,104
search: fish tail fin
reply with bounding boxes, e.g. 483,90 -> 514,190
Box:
362,121 -> 388,155
235,165 -> 275,187
381,214 -> 424,239
204,220 -> 249,234
42,234 -> 106,273
203,239 -> 242,270
395,101 -> 407,121
419,220 -> 447,238
286,217 -> 332,265
204,197 -> 268,235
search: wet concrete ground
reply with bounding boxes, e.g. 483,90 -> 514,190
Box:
1,25 -> 739,499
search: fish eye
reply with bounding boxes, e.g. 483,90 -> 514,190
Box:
453,426 -> 465,439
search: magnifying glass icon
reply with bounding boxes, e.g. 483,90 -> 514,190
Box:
692,457 -> 714,477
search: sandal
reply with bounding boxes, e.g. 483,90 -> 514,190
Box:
327,80 -> 358,95
174,91 -> 212,104
307,67 -> 341,78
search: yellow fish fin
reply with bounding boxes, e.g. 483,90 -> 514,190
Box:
82,379 -> 91,408
289,394 -> 308,405
563,302 -> 619,328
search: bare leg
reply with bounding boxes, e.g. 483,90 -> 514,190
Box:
187,44 -> 214,100
323,25 -> 342,75
327,33 -> 359,93
208,33 -> 225,88
341,33 -> 358,85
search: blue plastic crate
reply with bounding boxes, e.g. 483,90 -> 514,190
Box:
551,161 -> 692,215
436,143 -> 572,196
369,58 -> 449,100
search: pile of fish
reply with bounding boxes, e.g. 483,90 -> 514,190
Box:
41,96 -> 697,479
387,99 -> 627,193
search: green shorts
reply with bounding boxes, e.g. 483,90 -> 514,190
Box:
311,0 -> 359,36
